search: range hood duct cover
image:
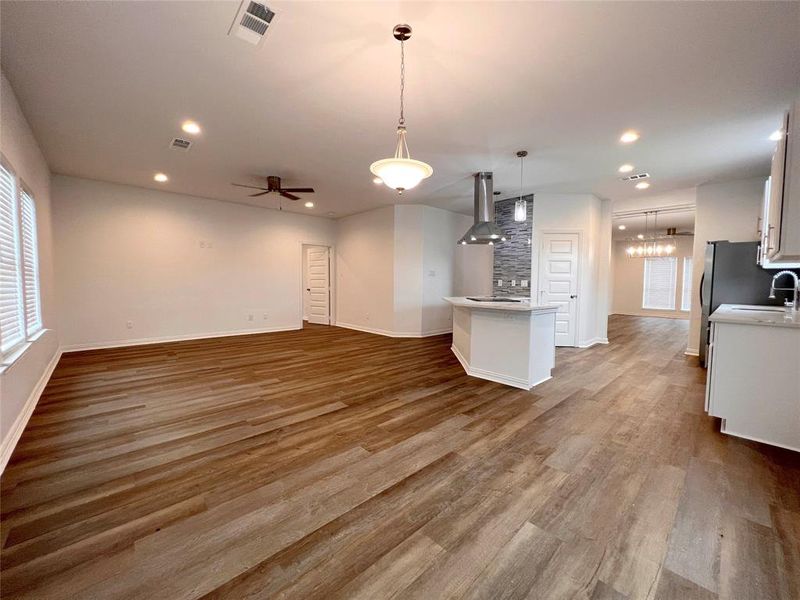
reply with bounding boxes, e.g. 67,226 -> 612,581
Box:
459,172 -> 505,245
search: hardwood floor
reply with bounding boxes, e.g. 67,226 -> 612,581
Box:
1,315 -> 798,599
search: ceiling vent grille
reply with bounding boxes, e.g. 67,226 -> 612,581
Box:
620,172 -> 650,181
229,1 -> 275,47
170,137 -> 192,151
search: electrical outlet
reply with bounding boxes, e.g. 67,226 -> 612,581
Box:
126,320 -> 133,329
247,314 -> 254,322
511,280 -> 517,287
262,313 -> 268,320
521,280 -> 529,288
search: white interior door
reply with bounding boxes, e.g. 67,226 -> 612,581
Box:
538,232 -> 579,347
305,246 -> 330,325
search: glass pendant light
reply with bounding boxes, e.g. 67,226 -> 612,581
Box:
514,150 -> 528,222
370,24 -> 433,194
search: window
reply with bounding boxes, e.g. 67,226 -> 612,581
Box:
0,160 -> 42,356
642,257 -> 677,310
681,257 -> 693,312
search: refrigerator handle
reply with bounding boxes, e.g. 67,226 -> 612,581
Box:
699,272 -> 705,306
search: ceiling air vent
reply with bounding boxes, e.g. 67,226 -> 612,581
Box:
229,1 -> 276,47
170,137 -> 192,152
620,172 -> 650,181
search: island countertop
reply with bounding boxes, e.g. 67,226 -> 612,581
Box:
443,296 -> 559,313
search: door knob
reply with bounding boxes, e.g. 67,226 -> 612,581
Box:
570,294 -> 577,299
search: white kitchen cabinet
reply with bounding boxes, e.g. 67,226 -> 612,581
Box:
706,305 -> 800,452
762,100 -> 800,268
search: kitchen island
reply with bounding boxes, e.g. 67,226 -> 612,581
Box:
444,296 -> 558,390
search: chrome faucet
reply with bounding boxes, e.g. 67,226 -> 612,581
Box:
768,270 -> 800,312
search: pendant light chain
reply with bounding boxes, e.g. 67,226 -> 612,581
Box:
399,39 -> 405,126
519,154 -> 523,199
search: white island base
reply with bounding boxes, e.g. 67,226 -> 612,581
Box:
445,297 -> 558,390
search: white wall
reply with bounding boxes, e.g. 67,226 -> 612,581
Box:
0,73 -> 60,468
53,175 -> 336,349
335,206 -> 395,334
612,236 -> 695,319
336,204 -> 491,337
688,177 -> 765,352
533,193 -> 609,346
393,205 -> 424,335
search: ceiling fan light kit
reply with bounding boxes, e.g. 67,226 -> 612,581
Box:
369,24 -> 433,194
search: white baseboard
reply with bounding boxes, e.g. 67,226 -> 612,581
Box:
451,344 -> 548,390
577,337 -> 609,348
684,347 -> 699,356
0,348 -> 62,474
336,322 -> 452,339
61,324 -> 302,353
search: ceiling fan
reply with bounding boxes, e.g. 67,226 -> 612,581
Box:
231,175 -> 314,200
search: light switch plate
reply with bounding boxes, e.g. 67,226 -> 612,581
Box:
497,279 -> 503,286
521,280 -> 528,287
511,280 -> 516,286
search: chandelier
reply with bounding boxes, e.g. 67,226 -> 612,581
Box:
625,211 -> 676,258
369,24 -> 433,194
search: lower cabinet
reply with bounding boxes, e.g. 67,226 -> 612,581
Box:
705,320 -> 800,452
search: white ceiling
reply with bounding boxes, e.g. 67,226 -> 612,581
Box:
2,1 -> 798,217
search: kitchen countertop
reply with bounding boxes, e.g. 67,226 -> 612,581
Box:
710,304 -> 800,329
443,296 -> 559,313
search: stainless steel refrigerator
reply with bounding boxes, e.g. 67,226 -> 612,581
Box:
699,240 -> 795,366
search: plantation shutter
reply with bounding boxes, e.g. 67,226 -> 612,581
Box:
642,257 -> 677,310
681,257 -> 693,311
0,163 -> 25,353
21,190 -> 42,335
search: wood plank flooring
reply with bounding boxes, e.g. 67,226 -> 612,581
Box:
1,315 -> 798,599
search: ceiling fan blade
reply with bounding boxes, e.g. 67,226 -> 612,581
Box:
249,191 -> 270,197
280,191 -> 300,201
280,187 -> 315,193
232,183 -> 269,191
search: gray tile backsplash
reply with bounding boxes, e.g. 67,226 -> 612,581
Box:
492,195 -> 533,297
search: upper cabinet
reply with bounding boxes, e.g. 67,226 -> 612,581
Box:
761,100 -> 800,268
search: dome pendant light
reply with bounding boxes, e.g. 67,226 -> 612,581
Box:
370,24 -> 433,194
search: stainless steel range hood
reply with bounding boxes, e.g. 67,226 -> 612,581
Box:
458,172 -> 506,245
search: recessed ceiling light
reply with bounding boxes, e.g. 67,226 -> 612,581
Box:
620,130 -> 640,144
154,173 -> 168,183
373,177 -> 383,184
304,201 -> 314,208
618,225 -> 626,230
618,164 -> 634,173
635,181 -> 650,190
769,130 -> 783,142
181,120 -> 201,135
637,234 -> 645,239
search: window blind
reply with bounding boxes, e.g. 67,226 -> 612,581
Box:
0,163 -> 25,353
21,190 -> 42,336
681,257 -> 693,312
642,257 -> 677,310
